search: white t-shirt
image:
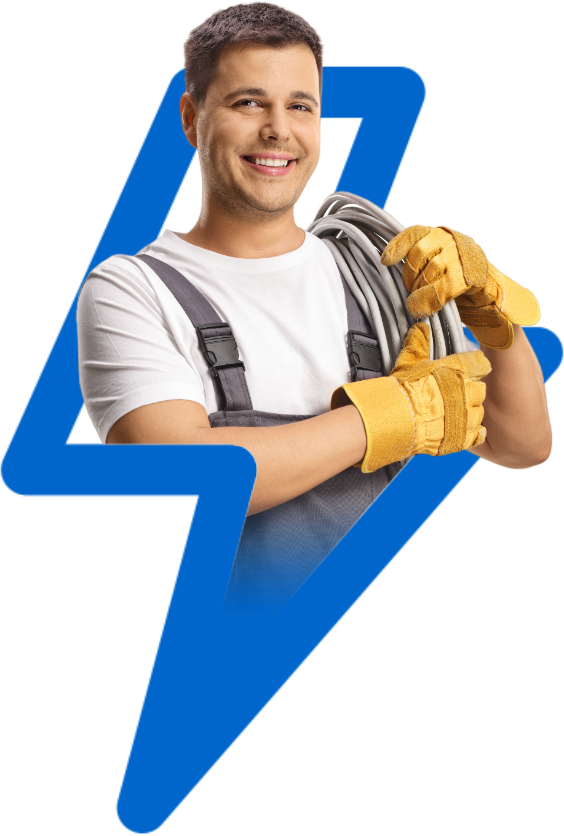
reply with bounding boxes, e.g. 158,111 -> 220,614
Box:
77,230 -> 354,442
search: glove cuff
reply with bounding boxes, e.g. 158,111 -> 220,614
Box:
463,320 -> 515,350
458,264 -> 540,350
331,377 -> 415,473
499,270 -> 541,327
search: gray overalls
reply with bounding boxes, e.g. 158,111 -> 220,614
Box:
137,254 -> 404,609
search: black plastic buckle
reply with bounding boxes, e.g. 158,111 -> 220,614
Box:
196,322 -> 245,377
348,330 -> 383,381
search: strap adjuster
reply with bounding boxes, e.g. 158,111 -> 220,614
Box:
348,330 -> 383,381
196,322 -> 245,377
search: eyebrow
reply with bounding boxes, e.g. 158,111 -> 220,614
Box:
223,87 -> 319,108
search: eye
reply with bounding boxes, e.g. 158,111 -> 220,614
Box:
235,99 -> 309,112
235,99 -> 263,109
289,103 -> 311,112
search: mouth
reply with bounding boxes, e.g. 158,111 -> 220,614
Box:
240,155 -> 297,176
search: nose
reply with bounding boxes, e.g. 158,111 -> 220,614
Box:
259,103 -> 291,144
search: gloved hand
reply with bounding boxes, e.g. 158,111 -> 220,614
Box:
331,322 -> 491,473
380,226 -> 540,349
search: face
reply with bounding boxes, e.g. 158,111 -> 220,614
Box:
181,42 -> 321,219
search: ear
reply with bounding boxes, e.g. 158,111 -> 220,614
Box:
180,93 -> 198,147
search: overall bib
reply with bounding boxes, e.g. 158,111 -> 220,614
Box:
137,254 -> 404,609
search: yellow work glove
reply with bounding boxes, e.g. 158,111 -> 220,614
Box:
380,226 -> 540,349
331,322 -> 491,473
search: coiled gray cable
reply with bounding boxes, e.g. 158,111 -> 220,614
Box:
308,191 -> 467,372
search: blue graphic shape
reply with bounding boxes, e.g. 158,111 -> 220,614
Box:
1,68 -> 561,833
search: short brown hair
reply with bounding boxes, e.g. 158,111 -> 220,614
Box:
184,3 -> 323,105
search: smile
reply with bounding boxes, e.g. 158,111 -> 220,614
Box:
240,155 -> 297,176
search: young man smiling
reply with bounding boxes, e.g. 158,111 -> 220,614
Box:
184,44 -> 321,246
77,3 -> 551,606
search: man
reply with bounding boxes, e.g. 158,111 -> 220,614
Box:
77,3 -> 551,606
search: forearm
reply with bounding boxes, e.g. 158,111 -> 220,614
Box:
471,326 -> 551,467
195,406 -> 367,514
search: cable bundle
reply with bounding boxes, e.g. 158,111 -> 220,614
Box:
308,192 -> 467,373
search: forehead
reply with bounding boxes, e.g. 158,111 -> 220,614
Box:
214,41 -> 318,88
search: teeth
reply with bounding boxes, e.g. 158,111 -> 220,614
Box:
251,157 -> 289,167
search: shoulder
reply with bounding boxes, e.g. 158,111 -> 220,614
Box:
79,253 -> 155,300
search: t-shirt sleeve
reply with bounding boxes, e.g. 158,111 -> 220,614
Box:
77,260 -> 206,442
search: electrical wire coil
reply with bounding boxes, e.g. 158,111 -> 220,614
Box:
308,191 -> 467,373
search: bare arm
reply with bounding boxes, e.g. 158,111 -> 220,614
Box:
106,400 -> 367,515
469,325 -> 552,468
197,405 -> 366,517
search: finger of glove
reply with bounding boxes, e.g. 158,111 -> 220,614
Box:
466,424 -> 487,450
431,349 -> 492,382
407,246 -> 468,318
466,379 -> 487,409
390,322 -> 431,373
402,228 -> 453,290
464,379 -> 486,440
440,227 -> 489,289
406,283 -> 445,319
405,274 -> 472,319
394,345 -> 491,384
380,226 -> 432,267
464,380 -> 486,450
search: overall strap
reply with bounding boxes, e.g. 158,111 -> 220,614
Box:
137,253 -> 380,406
339,271 -> 383,381
137,254 -> 253,411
